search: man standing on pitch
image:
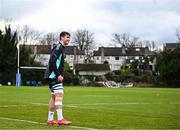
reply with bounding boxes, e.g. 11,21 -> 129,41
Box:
44,31 -> 72,125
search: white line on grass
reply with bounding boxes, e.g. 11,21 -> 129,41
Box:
1,101 -> 180,108
31,102 -> 180,106
0,104 -> 79,108
31,103 -> 47,106
0,105 -> 30,108
71,102 -> 180,105
31,103 -> 79,108
0,117 -> 45,125
0,117 -> 97,130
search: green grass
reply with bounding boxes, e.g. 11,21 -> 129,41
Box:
0,86 -> 180,129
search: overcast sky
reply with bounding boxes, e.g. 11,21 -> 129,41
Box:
0,0 -> 180,48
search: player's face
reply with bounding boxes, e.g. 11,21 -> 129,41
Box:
61,35 -> 70,46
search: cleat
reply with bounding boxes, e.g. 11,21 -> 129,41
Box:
47,120 -> 58,125
58,118 -> 72,125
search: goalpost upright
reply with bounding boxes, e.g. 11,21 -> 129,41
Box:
16,41 -> 21,87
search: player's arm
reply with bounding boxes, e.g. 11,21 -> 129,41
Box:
57,51 -> 64,81
49,47 -> 62,79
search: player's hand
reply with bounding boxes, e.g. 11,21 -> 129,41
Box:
58,75 -> 64,82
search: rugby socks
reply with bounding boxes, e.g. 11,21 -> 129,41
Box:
57,109 -> 63,120
48,111 -> 54,121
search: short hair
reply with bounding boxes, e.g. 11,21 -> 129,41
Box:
59,31 -> 70,40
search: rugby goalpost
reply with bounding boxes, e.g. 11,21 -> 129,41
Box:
15,42 -> 49,87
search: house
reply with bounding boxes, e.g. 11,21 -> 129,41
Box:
21,44 -> 156,73
20,45 -> 86,68
64,46 -> 85,69
93,46 -> 156,71
94,47 -> 126,70
164,43 -> 180,51
20,44 -> 51,66
74,64 -> 110,76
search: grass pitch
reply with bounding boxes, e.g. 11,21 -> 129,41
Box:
0,86 -> 180,129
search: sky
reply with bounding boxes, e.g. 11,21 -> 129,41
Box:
0,0 -> 180,49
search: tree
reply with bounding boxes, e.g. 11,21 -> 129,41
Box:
17,25 -> 42,64
176,27 -> 180,42
120,65 -> 133,82
142,40 -> 156,50
73,29 -> 95,62
156,48 -> 180,87
0,24 -> 45,85
0,25 -> 18,84
19,45 -> 32,66
112,33 -> 139,47
130,60 -> 140,75
143,56 -> 150,70
40,32 -> 58,45
18,25 -> 42,44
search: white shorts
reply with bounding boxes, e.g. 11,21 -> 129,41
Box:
48,81 -> 64,95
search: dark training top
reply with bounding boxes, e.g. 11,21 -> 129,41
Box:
44,42 -> 65,81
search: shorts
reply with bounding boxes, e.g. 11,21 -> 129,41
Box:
47,80 -> 64,94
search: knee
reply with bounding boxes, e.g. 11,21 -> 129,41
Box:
55,92 -> 64,97
55,92 -> 63,106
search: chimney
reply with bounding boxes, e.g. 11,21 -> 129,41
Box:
101,47 -> 104,64
73,46 -> 77,64
145,47 -> 149,55
122,44 -> 126,55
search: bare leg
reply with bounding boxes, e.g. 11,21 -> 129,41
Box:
55,92 -> 72,125
55,92 -> 64,120
49,94 -> 55,111
48,94 -> 55,121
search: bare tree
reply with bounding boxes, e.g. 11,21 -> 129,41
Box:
137,41 -> 143,47
73,29 -> 95,51
151,41 -> 155,50
142,40 -> 155,50
17,25 -> 42,64
176,27 -> 180,42
73,29 -> 95,62
112,33 -> 139,48
40,32 -> 58,45
18,25 -> 42,44
129,36 -> 139,48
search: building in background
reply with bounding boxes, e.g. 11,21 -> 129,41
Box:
164,43 -> 180,51
74,64 -> 110,76
65,46 -> 85,69
22,44 -> 156,73
93,46 -> 156,71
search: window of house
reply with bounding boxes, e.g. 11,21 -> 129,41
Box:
115,57 -> 119,60
136,48 -> 140,51
135,56 -> 139,60
70,55 -> 74,59
114,64 -> 121,70
97,57 -> 99,60
130,59 -> 134,63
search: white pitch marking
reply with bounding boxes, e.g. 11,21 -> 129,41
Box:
30,102 -> 180,107
1,101 -> 180,108
0,105 -> 30,108
31,103 -> 79,108
0,117 -> 97,130
0,117 -> 45,125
